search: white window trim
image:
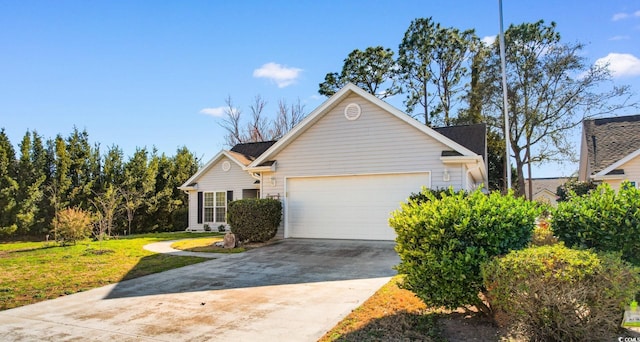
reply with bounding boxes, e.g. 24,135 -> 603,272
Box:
203,191 -> 227,223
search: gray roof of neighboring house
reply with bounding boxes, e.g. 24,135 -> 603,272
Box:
583,114 -> 640,174
229,141 -> 278,161
434,123 -> 487,158
524,177 -> 571,199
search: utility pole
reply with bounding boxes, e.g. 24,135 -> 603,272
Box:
498,0 -> 512,190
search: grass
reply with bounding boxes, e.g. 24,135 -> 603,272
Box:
320,275 -> 444,342
170,236 -> 246,253
0,232 -> 219,311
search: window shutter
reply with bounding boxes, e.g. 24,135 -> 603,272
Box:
227,190 -> 233,203
197,192 -> 203,224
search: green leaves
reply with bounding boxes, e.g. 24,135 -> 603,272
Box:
227,198 -> 282,243
318,46 -> 399,99
553,181 -> 640,266
390,188 -> 540,310
482,245 -> 639,340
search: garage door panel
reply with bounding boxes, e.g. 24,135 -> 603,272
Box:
286,173 -> 430,240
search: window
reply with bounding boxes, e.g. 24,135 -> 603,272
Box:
203,191 -> 227,222
215,192 -> 226,222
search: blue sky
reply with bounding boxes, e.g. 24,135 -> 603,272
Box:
2,1 -> 640,178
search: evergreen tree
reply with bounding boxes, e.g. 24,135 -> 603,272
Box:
15,132 -> 45,235
0,129 -> 18,236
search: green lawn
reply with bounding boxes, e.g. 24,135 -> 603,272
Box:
0,232 -> 219,311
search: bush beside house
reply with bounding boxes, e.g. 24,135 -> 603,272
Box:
227,198 -> 281,243
389,188 -> 541,312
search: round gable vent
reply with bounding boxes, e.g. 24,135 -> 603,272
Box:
344,103 -> 361,121
222,161 -> 231,172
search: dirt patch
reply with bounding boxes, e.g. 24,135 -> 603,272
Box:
439,312 -> 500,341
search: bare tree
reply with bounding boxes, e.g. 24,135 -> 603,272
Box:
90,185 -> 121,239
246,95 -> 268,142
119,188 -> 141,236
271,98 -> 306,139
218,96 -> 307,146
219,96 -> 244,146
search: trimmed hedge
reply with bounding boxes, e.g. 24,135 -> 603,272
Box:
227,198 -> 282,243
482,244 -> 639,341
389,188 -> 541,311
553,181 -> 640,265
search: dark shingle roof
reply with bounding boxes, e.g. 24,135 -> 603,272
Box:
583,114 -> 640,174
434,123 -> 487,158
229,141 -> 277,161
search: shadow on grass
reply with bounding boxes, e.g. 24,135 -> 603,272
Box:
105,239 -> 399,299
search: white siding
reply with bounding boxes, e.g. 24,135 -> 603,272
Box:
185,156 -> 258,230
262,94 -> 465,194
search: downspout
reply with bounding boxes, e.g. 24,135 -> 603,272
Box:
249,172 -> 262,198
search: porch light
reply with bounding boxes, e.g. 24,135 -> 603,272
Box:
270,176 -> 276,186
443,169 -> 450,182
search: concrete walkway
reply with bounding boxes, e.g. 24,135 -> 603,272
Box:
143,240 -> 221,258
0,239 -> 398,342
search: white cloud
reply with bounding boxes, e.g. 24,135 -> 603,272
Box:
594,53 -> 640,78
199,107 -> 227,117
481,35 -> 496,46
253,62 -> 302,88
612,12 -> 629,21
612,10 -> 640,21
609,35 -> 630,41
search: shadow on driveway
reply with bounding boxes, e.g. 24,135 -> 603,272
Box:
104,238 -> 399,299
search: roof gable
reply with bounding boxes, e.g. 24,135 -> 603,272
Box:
584,114 -> 640,175
249,83 -> 480,168
178,150 -> 248,189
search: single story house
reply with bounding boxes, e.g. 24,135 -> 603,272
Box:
179,83 -> 488,240
578,114 -> 640,189
524,177 -> 570,206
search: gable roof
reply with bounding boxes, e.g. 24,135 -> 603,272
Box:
524,177 -> 570,200
178,141 -> 276,190
584,114 -> 640,176
249,83 -> 483,169
434,123 -> 487,158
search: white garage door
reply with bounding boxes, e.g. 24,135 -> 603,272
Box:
286,172 -> 430,240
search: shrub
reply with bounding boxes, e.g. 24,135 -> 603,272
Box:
53,208 -> 92,245
390,188 -> 541,312
170,207 -> 189,231
407,187 -> 465,204
482,244 -> 640,341
530,219 -> 558,247
553,181 -> 640,265
555,179 -> 598,202
227,198 -> 282,243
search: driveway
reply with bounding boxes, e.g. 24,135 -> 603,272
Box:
0,239 -> 398,341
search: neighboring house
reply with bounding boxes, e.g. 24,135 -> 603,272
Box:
524,177 -> 570,206
179,83 -> 488,240
578,114 -> 640,190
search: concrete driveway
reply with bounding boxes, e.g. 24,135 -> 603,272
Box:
0,239 -> 398,342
